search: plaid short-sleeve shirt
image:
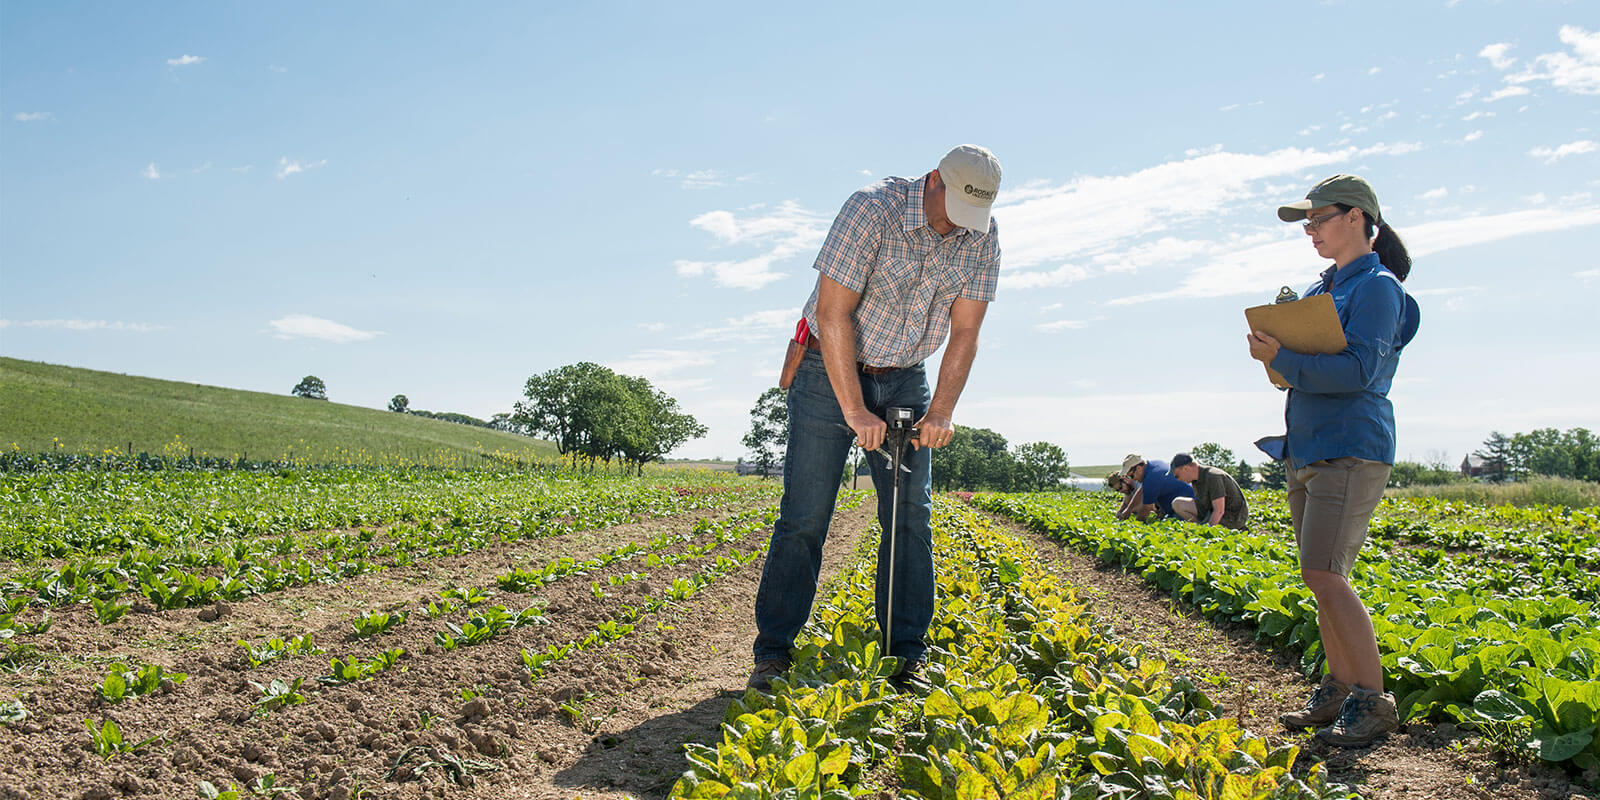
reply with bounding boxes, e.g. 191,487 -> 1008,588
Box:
801,175 -> 1000,368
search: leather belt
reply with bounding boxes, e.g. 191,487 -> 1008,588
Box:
805,336 -> 897,374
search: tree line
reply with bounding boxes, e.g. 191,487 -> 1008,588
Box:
740,389 -> 1071,491
1473,428 -> 1600,483
291,365 -> 708,473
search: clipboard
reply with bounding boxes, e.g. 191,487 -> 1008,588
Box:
1244,293 -> 1346,389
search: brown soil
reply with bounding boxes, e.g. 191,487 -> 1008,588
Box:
973,509 -> 1597,800
0,495 -> 873,800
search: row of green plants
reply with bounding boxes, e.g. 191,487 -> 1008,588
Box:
977,492 -> 1600,770
223,498 -> 813,729
1367,495 -> 1599,568
673,499 -> 1351,798
1,479 -> 771,619
513,498 -> 870,681
0,465 -> 770,562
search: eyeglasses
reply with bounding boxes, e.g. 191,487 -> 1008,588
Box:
1303,210 -> 1346,232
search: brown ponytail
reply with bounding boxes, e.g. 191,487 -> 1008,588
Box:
1337,203 -> 1412,282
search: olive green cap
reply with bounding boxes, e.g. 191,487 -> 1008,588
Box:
1277,174 -> 1382,225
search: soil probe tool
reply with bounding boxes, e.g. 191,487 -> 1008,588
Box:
880,406 -> 919,662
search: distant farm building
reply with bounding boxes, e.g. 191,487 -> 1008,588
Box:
1461,454 -> 1490,478
735,459 -> 783,477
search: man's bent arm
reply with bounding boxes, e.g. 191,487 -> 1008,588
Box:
815,275 -> 886,451
917,297 -> 988,448
1207,497 -> 1226,525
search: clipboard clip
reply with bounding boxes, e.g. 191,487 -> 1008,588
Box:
1274,286 -> 1299,304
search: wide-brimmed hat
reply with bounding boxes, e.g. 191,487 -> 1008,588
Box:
1119,453 -> 1145,477
938,144 -> 1002,233
1277,174 -> 1382,225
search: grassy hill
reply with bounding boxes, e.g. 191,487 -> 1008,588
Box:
0,357 -> 558,467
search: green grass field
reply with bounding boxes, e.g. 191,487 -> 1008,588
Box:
0,357 -> 558,467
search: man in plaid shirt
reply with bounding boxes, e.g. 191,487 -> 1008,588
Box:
749,145 -> 1003,693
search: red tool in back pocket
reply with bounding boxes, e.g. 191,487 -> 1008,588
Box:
778,318 -> 810,389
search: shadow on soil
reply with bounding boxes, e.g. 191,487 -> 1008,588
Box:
551,692 -> 741,799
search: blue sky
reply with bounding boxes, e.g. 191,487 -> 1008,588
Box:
3,2 -> 1598,467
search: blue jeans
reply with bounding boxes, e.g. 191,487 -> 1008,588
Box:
752,350 -> 934,665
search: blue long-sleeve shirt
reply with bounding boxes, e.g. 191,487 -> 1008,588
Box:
1270,252 -> 1420,471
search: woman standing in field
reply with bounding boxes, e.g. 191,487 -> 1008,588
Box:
1248,174 -> 1420,747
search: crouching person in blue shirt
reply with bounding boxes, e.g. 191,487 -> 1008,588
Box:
1248,174 -> 1420,748
1113,453 -> 1194,522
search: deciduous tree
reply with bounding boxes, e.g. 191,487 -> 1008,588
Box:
740,387 -> 788,480
291,375 -> 327,400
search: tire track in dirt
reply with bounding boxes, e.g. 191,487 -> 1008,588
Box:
975,507 -> 1592,800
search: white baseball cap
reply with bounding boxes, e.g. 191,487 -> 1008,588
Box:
937,144 -> 1002,233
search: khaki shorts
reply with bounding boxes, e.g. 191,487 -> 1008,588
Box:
1286,457 -> 1390,576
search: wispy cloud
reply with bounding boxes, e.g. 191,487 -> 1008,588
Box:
1034,319 -> 1089,333
607,348 -> 717,392
267,314 -> 380,343
1110,205 -> 1600,305
1529,140 -> 1596,163
1485,85 -> 1531,102
12,111 -> 52,122
0,319 -> 162,332
1576,269 -> 1600,281
674,201 -> 828,290
166,54 -> 206,67
682,308 -> 796,343
142,163 -> 160,180
1418,187 -> 1449,201
653,168 -> 751,189
1463,130 -> 1484,142
1483,25 -> 1600,96
276,157 -> 327,179
993,142 -> 1421,288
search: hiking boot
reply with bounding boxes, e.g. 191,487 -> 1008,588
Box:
746,659 -> 790,693
1280,674 -> 1351,729
888,658 -> 928,694
1315,686 -> 1399,747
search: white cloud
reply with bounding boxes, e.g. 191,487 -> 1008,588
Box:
13,111 -> 51,122
276,157 -> 327,179
0,319 -> 161,332
1368,67 -> 1381,76
166,54 -> 205,66
1038,302 -> 1063,312
267,314 -> 380,343
1485,86 -> 1531,101
1479,42 -> 1516,70
1463,130 -> 1484,142
1111,205 -> 1600,305
1495,25 -> 1600,95
142,163 -> 160,180
1575,268 -> 1600,281
1418,187 -> 1449,201
1034,320 -> 1089,333
859,169 -> 872,176
1312,73 -> 1325,81
682,308 -> 797,343
993,142 -> 1421,275
1529,140 -> 1596,163
268,65 -> 288,73
637,322 -> 668,333
607,348 -> 717,392
674,200 -> 828,290
1003,263 -> 1091,290
1461,110 -> 1493,121
653,168 -> 733,189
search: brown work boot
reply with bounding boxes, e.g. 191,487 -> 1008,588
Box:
888,657 -> 928,694
1280,675 -> 1351,729
1315,686 -> 1399,747
746,659 -> 790,693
